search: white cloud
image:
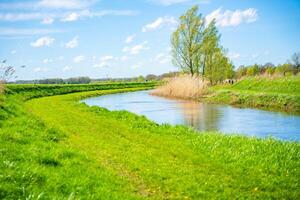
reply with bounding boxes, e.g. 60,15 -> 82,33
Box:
94,55 -> 118,68
142,16 -> 177,32
228,52 -> 240,59
41,17 -> 54,24
61,12 -> 80,22
206,8 -> 258,27
123,41 -> 149,55
37,0 -> 94,10
43,58 -> 53,63
34,67 -> 48,72
0,12 -> 48,21
65,36 -> 79,48
61,10 -> 137,22
0,28 -> 61,36
125,35 -> 135,44
11,50 -> 17,54
58,56 -> 64,60
120,55 -> 129,61
150,0 -> 201,6
63,66 -> 72,71
100,55 -> 115,62
0,10 -> 137,23
73,55 -> 85,63
30,36 -> 55,47
132,63 -> 143,69
94,62 -> 109,68
155,53 -> 170,64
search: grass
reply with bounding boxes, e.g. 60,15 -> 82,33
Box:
205,76 -> 300,113
0,83 -> 299,199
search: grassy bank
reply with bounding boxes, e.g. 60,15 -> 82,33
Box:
0,83 -> 299,199
205,77 -> 300,113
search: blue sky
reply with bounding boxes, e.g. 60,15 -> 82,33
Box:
0,0 -> 299,80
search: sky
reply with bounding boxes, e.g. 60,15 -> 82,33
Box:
0,0 -> 299,80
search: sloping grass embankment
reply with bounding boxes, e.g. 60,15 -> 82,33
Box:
0,82 -> 299,199
205,77 -> 300,113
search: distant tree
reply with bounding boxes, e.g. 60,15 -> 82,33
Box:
146,74 -> 158,81
246,64 -> 259,76
265,67 -> 275,76
137,75 -> 145,82
275,63 -> 293,76
291,52 -> 300,72
236,65 -> 247,79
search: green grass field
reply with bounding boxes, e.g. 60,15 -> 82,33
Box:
0,82 -> 299,199
206,77 -> 300,113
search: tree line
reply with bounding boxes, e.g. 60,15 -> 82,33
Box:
236,53 -> 300,78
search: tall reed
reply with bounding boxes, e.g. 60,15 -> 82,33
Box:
151,75 -> 209,99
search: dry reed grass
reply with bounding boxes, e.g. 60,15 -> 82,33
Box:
151,75 -> 209,99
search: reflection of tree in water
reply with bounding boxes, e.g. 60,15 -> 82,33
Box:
178,101 -> 222,131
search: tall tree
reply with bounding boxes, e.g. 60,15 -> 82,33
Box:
291,52 -> 300,72
171,5 -> 205,76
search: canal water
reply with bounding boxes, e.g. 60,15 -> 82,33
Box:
82,90 -> 300,141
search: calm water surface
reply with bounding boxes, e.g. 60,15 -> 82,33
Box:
82,90 -> 300,141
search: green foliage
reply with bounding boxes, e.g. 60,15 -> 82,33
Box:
246,64 -> 260,76
0,83 -> 299,199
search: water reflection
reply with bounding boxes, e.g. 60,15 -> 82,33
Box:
178,101 -> 222,131
81,90 -> 300,141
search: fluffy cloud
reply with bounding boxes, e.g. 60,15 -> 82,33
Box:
125,35 -> 135,44
73,55 -> 85,63
142,16 -> 177,32
61,12 -> 80,22
0,10 -> 137,23
154,53 -> 171,64
0,28 -> 61,37
34,67 -> 48,72
63,66 -> 72,71
41,17 -> 54,24
42,58 -> 53,63
150,0 -> 193,6
30,36 -> 55,47
94,55 -> 118,68
228,52 -> 240,59
65,36 -> 79,48
37,0 -> 94,10
61,10 -> 137,22
123,41 -> 149,55
206,8 -> 258,27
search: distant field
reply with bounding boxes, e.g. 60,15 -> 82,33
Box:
206,77 -> 300,113
0,82 -> 299,199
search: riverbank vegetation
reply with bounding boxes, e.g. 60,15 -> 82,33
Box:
206,76 -> 300,113
151,75 -> 208,99
0,83 -> 299,199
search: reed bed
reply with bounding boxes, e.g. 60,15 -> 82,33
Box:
151,75 -> 209,99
